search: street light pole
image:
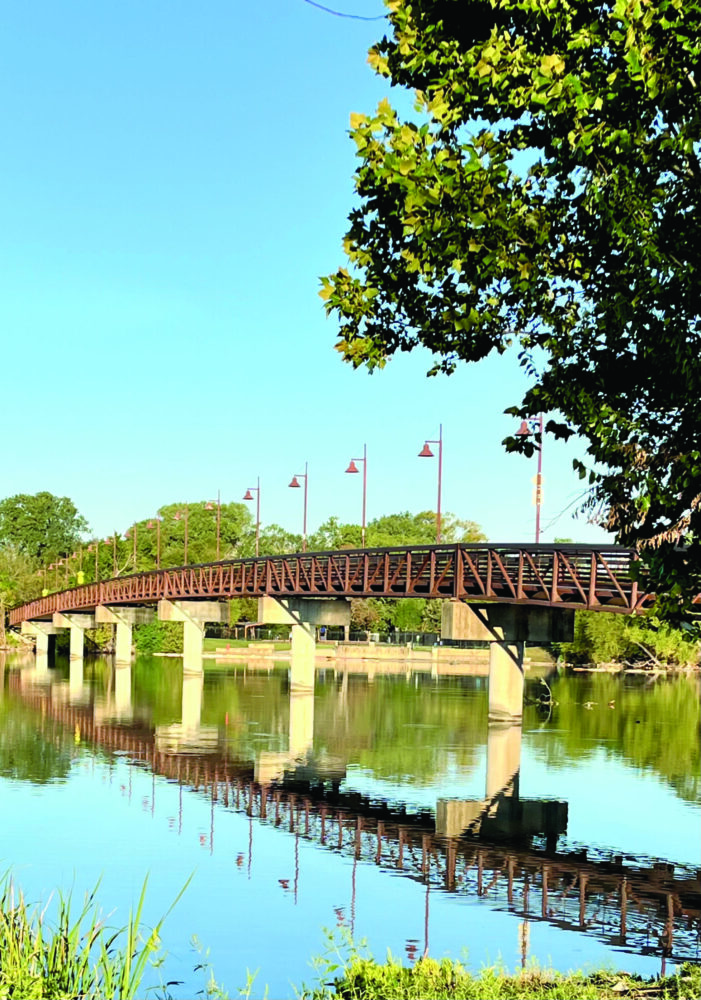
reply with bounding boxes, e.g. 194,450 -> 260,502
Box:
147,518 -> 162,569
288,464 -> 308,552
345,444 -> 367,547
125,525 -> 137,570
418,423 -> 443,543
174,506 -> 189,564
205,491 -> 222,560
516,414 -> 544,543
105,535 -> 117,576
243,478 -> 261,557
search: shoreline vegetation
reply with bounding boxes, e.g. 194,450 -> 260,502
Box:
1,874 -> 699,1000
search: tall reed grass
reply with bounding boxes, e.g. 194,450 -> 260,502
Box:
0,871 -> 189,999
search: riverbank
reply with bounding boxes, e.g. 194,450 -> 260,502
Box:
300,956 -> 701,999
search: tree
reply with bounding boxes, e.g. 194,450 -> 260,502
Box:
0,493 -> 88,562
366,510 -> 485,547
321,0 -> 701,625
256,524 -> 303,556
0,546 -> 43,647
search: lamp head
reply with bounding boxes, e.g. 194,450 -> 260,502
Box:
516,420 -> 532,436
288,476 -> 301,488
243,490 -> 254,501
418,443 -> 434,458
345,460 -> 359,474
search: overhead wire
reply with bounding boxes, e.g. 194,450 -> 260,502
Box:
301,0 -> 387,20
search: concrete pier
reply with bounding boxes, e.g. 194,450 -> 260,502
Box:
442,601 -> 573,724
53,612 -> 95,660
21,621 -> 58,657
157,600 -> 228,673
257,596 -> 350,691
96,606 -> 155,663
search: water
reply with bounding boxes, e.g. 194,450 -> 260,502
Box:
0,651 -> 699,997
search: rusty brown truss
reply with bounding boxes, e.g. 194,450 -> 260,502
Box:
8,543 -> 652,626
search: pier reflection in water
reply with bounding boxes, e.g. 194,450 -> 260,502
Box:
0,649 -> 699,996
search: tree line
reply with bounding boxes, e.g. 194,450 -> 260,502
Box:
0,491 -> 483,642
1,491 -> 699,664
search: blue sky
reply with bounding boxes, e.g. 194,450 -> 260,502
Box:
0,0 -> 612,545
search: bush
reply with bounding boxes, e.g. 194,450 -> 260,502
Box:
558,611 -> 700,667
133,621 -> 184,654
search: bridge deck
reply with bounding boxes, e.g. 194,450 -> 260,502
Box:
8,543 -> 651,625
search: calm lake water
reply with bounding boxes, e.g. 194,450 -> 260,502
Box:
0,651 -> 699,997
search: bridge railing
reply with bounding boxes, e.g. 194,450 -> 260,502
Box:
8,543 -> 648,626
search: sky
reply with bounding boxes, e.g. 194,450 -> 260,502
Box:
0,0 -> 614,546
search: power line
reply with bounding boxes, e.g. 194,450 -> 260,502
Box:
301,0 -> 386,20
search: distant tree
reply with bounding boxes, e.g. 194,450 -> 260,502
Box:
350,598 -> 386,632
0,546 -> 44,646
394,598 -> 424,631
366,510 -> 486,547
308,516 -> 361,550
256,524 -> 303,557
0,493 -> 88,562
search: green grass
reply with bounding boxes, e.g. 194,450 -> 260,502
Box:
301,955 -> 701,999
203,637 -> 291,652
0,872 -> 190,999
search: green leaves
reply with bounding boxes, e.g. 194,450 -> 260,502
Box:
321,0 -> 701,627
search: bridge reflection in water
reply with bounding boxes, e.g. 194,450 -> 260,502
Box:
8,655 -> 700,973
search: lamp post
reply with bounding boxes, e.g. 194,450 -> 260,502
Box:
125,524 -> 138,570
345,444 -> 367,547
104,535 -> 118,576
288,464 -> 308,552
87,541 -> 99,581
147,518 -> 162,569
174,505 -> 189,564
418,423 -> 443,543
243,479 -> 261,557
205,491 -> 222,560
516,414 -> 544,544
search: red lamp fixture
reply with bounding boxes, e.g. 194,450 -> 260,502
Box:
345,445 -> 367,547
288,464 -> 308,552
243,479 -> 261,557
418,424 -> 443,543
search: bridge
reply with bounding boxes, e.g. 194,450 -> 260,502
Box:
9,542 -> 649,723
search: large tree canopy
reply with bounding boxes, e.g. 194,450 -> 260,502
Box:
321,0 -> 701,623
0,492 -> 88,562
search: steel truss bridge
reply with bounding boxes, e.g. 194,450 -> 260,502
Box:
9,543 -> 652,626
10,678 -> 700,967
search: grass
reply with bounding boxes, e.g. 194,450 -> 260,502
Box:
202,637 -> 291,652
2,877 -> 699,1000
298,933 -> 701,1000
0,872 -> 190,999
301,955 -> 701,999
